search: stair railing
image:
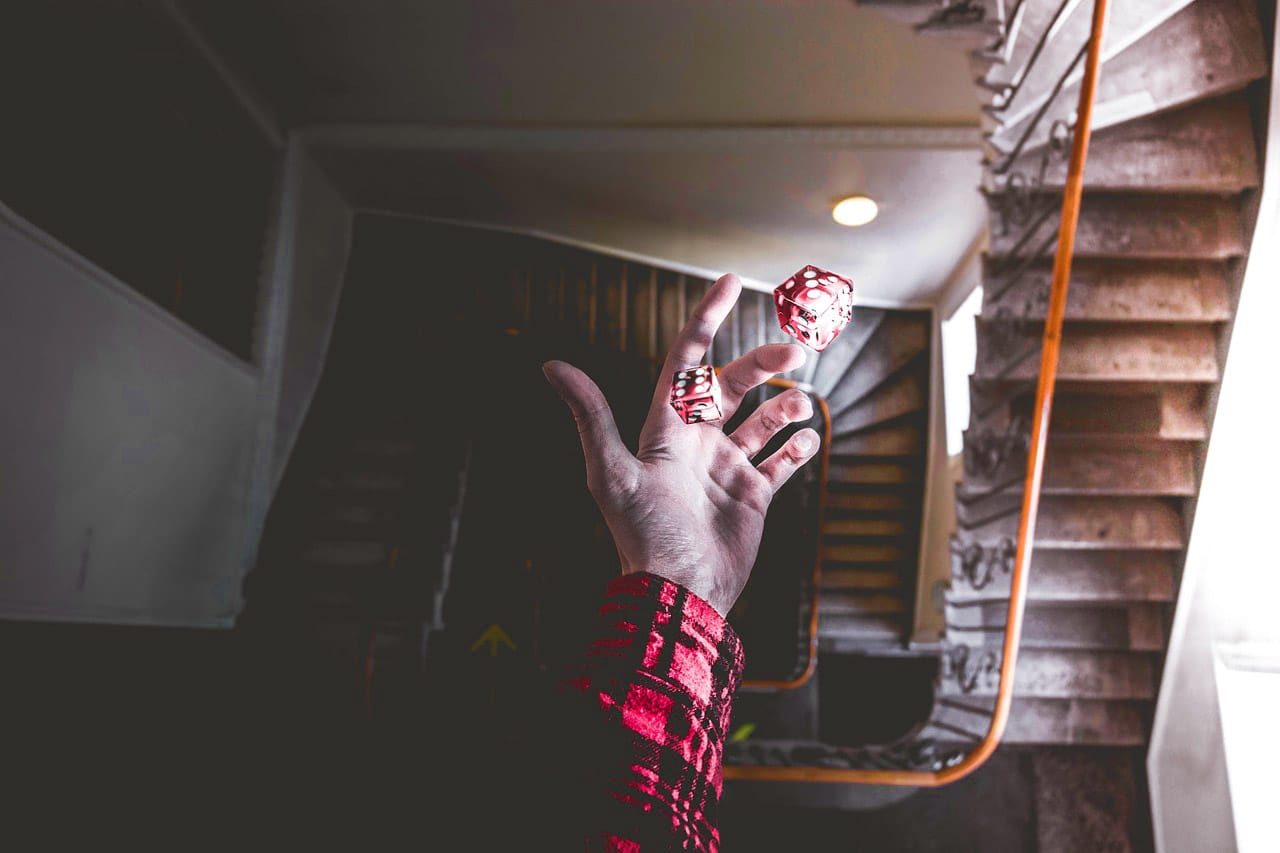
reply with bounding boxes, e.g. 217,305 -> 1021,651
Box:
724,0 -> 1108,785
982,0 -> 1081,113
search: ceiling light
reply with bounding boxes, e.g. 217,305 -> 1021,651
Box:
832,195 -> 879,227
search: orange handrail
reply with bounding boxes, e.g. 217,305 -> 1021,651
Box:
738,376 -> 832,691
725,0 -> 1109,785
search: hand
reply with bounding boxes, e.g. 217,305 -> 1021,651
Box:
542,273 -> 820,617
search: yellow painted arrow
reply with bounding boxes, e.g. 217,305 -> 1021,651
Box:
470,623 -> 516,656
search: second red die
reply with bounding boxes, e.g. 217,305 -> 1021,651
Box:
669,366 -> 722,424
774,265 -> 854,352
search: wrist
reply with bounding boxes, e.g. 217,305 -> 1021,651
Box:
625,566 -> 734,618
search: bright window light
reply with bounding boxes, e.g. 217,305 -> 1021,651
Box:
941,285 -> 983,457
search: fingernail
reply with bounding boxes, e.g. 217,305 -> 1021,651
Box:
542,361 -> 564,393
794,430 -> 817,453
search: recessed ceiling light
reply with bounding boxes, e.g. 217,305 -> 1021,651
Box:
832,195 -> 879,227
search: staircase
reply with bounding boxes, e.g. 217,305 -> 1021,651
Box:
933,0 -> 1266,749
720,0 -> 1266,774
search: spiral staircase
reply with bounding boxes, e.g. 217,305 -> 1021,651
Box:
722,0 -> 1268,777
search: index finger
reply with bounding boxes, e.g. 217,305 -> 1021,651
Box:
640,273 -> 743,446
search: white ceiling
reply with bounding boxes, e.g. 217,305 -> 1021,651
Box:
183,0 -> 986,304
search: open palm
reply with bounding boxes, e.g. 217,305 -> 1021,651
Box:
543,274 -> 820,616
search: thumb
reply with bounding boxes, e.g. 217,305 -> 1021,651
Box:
542,360 -> 635,496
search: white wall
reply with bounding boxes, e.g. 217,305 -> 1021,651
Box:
1147,14 -> 1280,851
0,206 -> 258,626
269,145 -> 353,489
0,142 -> 351,628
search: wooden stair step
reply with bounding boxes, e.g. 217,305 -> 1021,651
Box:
988,194 -> 1246,260
970,381 -> 1208,440
946,603 -> 1166,651
823,517 -> 909,538
828,420 -> 924,456
827,458 -> 921,486
930,697 -> 1147,745
956,496 -> 1185,550
949,550 -> 1176,603
939,649 -> 1156,699
825,314 -> 929,416
975,322 -> 1220,382
989,0 -> 1266,160
825,491 -> 911,513
997,95 -> 1259,194
831,370 -> 927,434
982,259 -> 1232,322
809,308 -> 887,395
819,591 -> 908,617
820,567 -> 906,591
822,541 -> 912,564
960,442 -> 1197,496
817,613 -> 904,651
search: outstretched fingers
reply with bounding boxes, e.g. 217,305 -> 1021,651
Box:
728,389 -> 813,460
641,273 -> 742,448
543,360 -> 636,499
716,343 -> 807,421
756,428 -> 821,493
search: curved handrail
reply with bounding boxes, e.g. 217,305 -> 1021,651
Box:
737,376 -> 833,691
724,0 -> 1108,786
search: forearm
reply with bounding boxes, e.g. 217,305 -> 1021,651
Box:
564,572 -> 744,852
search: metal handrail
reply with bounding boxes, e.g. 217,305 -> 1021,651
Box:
986,0 -> 1082,112
991,39 -> 1087,174
724,0 -> 1108,786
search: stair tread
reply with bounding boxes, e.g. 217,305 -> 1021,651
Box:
819,592 -> 908,616
825,314 -> 930,416
949,550 -> 1175,603
970,381 -> 1208,440
822,542 -> 912,564
930,696 -> 1147,745
825,491 -> 912,513
955,495 -> 1185,550
996,95 -> 1259,193
988,194 -> 1246,261
960,442 -> 1197,496
809,308 -> 888,394
946,602 -> 1166,651
820,567 -> 907,591
939,648 -> 1156,699
817,612 -> 905,649
983,258 -> 1232,323
823,518 -> 910,538
832,370 -> 927,434
975,322 -> 1220,383
828,420 -> 925,456
828,459 -> 922,486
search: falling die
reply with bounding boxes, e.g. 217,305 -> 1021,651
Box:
774,265 -> 854,352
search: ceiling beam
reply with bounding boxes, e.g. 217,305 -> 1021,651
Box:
299,123 -> 983,153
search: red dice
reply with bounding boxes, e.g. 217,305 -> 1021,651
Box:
774,265 -> 854,351
669,366 -> 722,424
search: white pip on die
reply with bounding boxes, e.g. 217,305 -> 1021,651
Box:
669,365 -> 723,424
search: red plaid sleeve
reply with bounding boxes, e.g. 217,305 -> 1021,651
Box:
565,572 -> 745,852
